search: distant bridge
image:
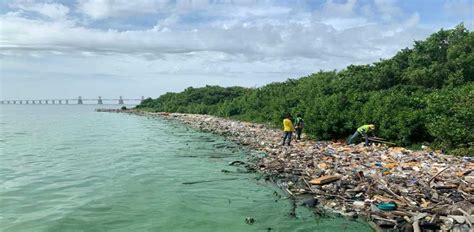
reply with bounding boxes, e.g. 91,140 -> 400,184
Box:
0,96 -> 147,105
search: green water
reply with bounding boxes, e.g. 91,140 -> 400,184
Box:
0,105 -> 371,231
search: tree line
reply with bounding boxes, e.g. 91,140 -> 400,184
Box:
137,24 -> 473,156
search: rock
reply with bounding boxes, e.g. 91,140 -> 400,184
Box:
245,217 -> 255,225
301,198 -> 319,208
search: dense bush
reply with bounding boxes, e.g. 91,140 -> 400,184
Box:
136,85 -> 250,114
424,84 -> 473,155
137,24 -> 473,156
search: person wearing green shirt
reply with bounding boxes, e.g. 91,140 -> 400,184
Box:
347,124 -> 375,146
294,114 -> 304,141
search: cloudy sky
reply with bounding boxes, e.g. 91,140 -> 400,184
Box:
0,0 -> 472,100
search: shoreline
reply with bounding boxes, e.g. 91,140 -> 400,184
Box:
98,108 -> 473,231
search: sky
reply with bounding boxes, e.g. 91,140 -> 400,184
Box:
0,0 -> 473,100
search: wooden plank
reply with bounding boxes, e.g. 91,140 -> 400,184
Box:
309,175 -> 341,185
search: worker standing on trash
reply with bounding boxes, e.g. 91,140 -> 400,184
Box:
347,124 -> 375,146
282,113 -> 295,146
294,114 -> 304,141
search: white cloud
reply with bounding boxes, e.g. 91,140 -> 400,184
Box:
76,0 -> 212,19
373,0 -> 402,21
9,1 -> 69,20
321,17 -> 372,30
76,0 -> 294,20
77,0 -> 171,19
0,10 -> 430,64
444,0 -> 474,26
320,0 -> 357,18
0,0 -> 458,99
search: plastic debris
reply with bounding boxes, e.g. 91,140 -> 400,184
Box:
376,202 -> 397,211
114,110 -> 474,232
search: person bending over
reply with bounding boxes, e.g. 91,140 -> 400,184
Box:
347,124 -> 375,146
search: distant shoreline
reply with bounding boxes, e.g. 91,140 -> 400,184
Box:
97,108 -> 474,232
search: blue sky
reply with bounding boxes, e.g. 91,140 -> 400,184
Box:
0,0 -> 473,100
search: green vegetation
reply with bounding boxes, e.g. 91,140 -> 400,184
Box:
137,24 -> 473,156
138,85 -> 251,114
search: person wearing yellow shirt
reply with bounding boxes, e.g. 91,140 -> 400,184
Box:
282,113 -> 295,146
347,124 -> 375,146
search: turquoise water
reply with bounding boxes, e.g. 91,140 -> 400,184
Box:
0,105 -> 371,232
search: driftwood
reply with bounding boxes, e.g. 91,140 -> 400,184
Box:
457,208 -> 472,227
309,175 -> 341,185
303,178 -> 317,194
372,176 -> 411,206
285,188 -> 295,198
429,166 -> 450,185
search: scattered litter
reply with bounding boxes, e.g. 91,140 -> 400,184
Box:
123,111 -> 474,231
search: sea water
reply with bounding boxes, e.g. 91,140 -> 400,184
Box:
0,105 -> 372,231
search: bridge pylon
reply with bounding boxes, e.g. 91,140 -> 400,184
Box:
119,96 -> 124,105
98,96 -> 103,104
78,96 -> 83,104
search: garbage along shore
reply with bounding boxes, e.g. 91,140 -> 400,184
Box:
98,109 -> 474,231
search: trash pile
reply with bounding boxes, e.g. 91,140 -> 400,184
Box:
259,143 -> 474,231
109,110 -> 474,231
